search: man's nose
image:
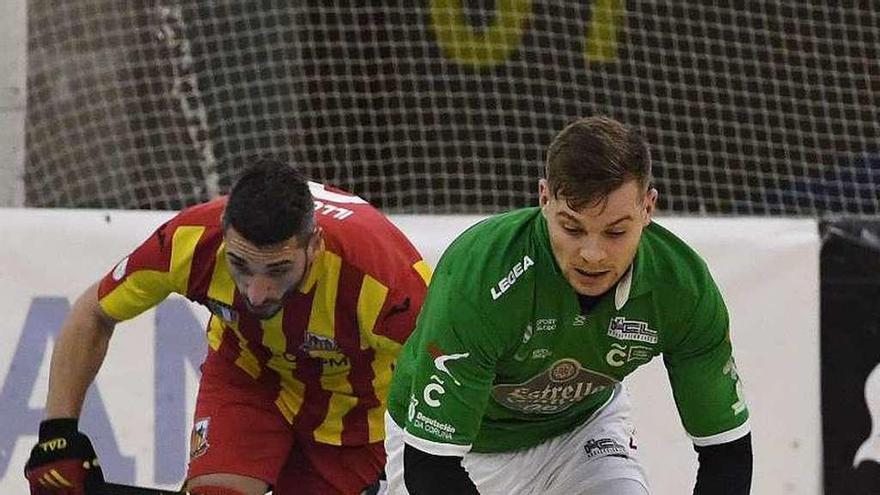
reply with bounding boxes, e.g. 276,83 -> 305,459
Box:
246,275 -> 275,306
579,238 -> 606,264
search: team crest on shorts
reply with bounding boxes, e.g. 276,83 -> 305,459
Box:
190,418 -> 211,460
583,437 -> 628,460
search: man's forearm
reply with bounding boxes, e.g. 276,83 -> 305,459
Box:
45,283 -> 116,419
693,433 -> 752,495
404,444 -> 479,495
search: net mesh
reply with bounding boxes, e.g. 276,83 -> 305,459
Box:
25,1 -> 880,214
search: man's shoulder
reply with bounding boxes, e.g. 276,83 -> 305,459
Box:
445,207 -> 539,255
436,208 -> 541,305
313,184 -> 425,287
156,198 -> 225,254
640,221 -> 714,293
175,197 -> 226,227
96,198 -> 226,316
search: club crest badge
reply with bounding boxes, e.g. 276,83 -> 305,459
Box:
189,417 -> 211,460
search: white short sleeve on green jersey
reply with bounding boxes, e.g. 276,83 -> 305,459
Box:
387,208 -> 750,455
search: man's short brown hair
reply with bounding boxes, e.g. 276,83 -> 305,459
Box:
545,116 -> 652,210
223,156 -> 315,246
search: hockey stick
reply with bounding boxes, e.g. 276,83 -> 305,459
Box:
103,482 -> 186,494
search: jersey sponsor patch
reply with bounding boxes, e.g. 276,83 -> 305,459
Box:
317,352 -> 351,370
535,318 -> 556,332
722,357 -> 748,415
189,417 -> 210,460
423,376 -> 446,407
300,332 -> 340,352
491,358 -> 618,414
420,343 -> 470,408
606,316 -> 658,344
605,343 -> 653,367
531,348 -> 552,359
427,342 -> 469,386
410,409 -> 457,440
408,394 -> 458,440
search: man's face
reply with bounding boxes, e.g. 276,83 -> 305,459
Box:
223,225 -> 321,319
540,179 -> 657,296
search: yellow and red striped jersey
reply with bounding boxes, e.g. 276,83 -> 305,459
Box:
97,182 -> 431,446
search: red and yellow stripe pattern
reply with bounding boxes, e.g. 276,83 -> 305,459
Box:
97,190 -> 429,445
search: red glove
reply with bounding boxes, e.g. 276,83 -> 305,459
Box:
24,418 -> 104,495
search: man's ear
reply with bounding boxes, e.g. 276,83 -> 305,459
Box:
538,179 -> 550,209
643,187 -> 658,225
307,226 -> 323,258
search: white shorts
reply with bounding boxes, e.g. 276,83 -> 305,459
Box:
384,384 -> 649,495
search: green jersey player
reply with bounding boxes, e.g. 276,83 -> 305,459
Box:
384,116 -> 752,495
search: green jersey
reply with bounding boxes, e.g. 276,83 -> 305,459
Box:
387,208 -> 749,454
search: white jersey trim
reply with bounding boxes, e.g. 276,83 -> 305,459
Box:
690,418 -> 752,447
308,181 -> 367,204
403,429 -> 471,457
614,264 -> 634,310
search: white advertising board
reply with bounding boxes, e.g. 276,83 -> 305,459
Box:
0,209 -> 819,493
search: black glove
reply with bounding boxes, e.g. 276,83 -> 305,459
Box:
25,418 -> 104,495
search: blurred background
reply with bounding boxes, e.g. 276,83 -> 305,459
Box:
7,1 -> 878,214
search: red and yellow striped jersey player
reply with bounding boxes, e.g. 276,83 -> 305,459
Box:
24,157 -> 431,495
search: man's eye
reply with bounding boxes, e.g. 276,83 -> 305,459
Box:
268,269 -> 289,277
229,260 -> 251,274
562,225 -> 581,234
606,231 -> 626,238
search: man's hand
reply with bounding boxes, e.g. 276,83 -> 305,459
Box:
25,418 -> 104,495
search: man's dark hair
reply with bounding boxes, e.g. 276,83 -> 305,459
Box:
223,156 -> 315,246
545,116 -> 652,210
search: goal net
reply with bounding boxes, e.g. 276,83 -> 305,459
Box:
25,1 -> 880,215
